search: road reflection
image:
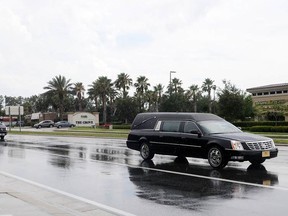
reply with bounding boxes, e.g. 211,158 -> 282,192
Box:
0,141 -> 26,158
48,145 -> 72,168
128,158 -> 278,211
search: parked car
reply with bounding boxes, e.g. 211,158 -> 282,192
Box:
54,121 -> 75,128
126,112 -> 278,169
0,122 -> 7,140
34,120 -> 55,129
15,120 -> 25,127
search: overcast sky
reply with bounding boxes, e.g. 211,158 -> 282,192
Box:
1,0 -> 288,97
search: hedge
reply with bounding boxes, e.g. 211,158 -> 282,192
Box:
249,126 -> 288,132
233,121 -> 288,127
112,124 -> 131,130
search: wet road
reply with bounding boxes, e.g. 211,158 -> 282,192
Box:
0,135 -> 288,215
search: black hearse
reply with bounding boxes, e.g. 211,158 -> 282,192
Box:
126,112 -> 278,169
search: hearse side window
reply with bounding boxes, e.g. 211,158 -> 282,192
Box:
161,121 -> 181,132
133,116 -> 157,129
183,121 -> 199,133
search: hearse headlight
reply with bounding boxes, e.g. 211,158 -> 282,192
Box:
270,139 -> 276,148
231,140 -> 244,150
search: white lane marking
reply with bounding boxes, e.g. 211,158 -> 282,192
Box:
0,171 -> 136,216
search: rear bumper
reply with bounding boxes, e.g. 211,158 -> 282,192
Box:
226,148 -> 278,161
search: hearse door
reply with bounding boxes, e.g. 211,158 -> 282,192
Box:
156,120 -> 182,155
177,121 -> 203,157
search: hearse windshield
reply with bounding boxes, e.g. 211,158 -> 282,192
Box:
197,120 -> 241,134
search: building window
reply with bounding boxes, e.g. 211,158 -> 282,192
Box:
270,91 -> 275,95
257,92 -> 263,96
264,92 -> 269,95
276,91 -> 282,94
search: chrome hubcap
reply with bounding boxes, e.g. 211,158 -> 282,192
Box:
141,144 -> 149,159
209,148 -> 222,167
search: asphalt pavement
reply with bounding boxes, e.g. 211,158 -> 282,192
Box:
0,172 -> 133,216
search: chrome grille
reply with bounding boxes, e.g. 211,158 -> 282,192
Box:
246,140 -> 274,150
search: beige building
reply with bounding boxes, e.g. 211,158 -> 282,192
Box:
246,83 -> 288,121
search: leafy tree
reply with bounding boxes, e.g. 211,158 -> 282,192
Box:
160,77 -> 189,112
114,73 -> 133,98
4,96 -> 24,106
114,97 -> 138,123
255,101 -> 288,123
0,95 -> 4,116
160,93 -> 188,112
43,75 -> 73,120
217,80 -> 247,121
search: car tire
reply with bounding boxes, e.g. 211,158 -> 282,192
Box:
140,142 -> 154,160
249,158 -> 266,165
38,125 -> 42,129
50,125 -> 53,128
208,146 -> 228,169
58,125 -> 62,128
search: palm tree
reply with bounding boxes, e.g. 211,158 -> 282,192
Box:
202,78 -> 216,113
94,76 -> 114,124
43,75 -> 73,120
73,82 -> 85,111
168,78 -> 184,94
88,80 -> 99,110
187,84 -> 201,112
154,84 -> 164,112
114,73 -> 132,98
134,76 -> 150,112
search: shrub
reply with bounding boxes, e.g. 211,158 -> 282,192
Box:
249,126 -> 288,132
112,124 -> 131,130
233,121 -> 288,128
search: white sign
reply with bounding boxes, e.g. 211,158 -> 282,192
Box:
5,106 -> 24,115
68,112 -> 99,127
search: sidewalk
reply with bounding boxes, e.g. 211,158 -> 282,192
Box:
0,172 -> 132,216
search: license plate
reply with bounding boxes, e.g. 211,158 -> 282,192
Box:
263,180 -> 271,186
262,151 -> 270,157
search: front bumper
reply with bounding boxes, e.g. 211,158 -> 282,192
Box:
0,132 -> 7,137
226,148 -> 278,161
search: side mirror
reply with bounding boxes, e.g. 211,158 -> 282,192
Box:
190,130 -> 202,138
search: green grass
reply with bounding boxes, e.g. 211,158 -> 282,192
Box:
9,128 -> 129,139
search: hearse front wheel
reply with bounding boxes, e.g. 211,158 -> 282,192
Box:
140,142 -> 154,160
208,146 -> 228,169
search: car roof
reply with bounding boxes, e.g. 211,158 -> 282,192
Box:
134,112 -> 223,121
131,112 -> 224,130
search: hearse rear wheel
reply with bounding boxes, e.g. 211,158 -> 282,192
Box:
208,146 -> 228,169
140,142 -> 154,160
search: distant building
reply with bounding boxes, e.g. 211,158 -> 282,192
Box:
246,83 -> 288,121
